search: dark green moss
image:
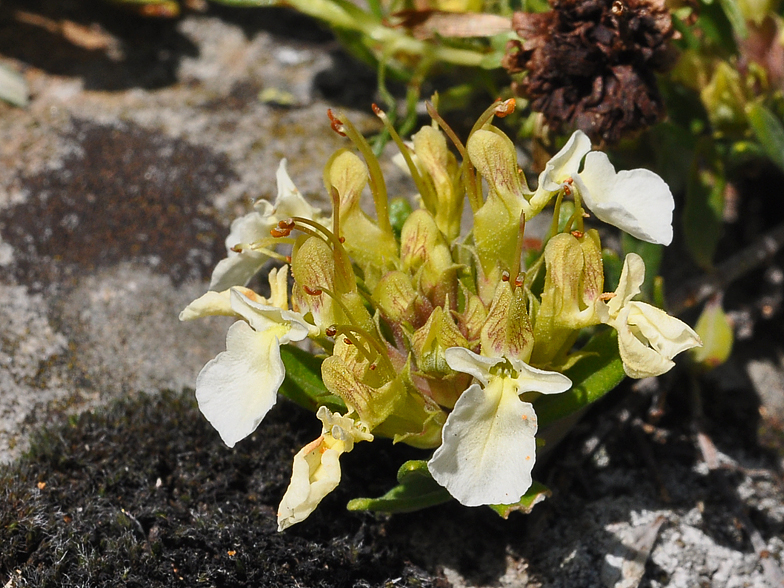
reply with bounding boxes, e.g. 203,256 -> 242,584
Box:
0,391 -> 445,588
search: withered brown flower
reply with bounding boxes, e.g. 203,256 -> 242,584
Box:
504,0 -> 677,144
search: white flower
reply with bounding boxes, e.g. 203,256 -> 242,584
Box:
575,151 -> 674,245
192,286 -> 315,447
209,160 -> 322,291
277,407 -> 373,531
179,266 -> 290,321
533,131 -> 674,245
427,348 -> 571,507
597,253 -> 702,378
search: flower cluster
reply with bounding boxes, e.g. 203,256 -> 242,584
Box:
181,100 -> 700,530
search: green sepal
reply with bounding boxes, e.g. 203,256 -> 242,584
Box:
346,460 -> 452,513
535,329 -> 625,428
279,345 -> 346,413
488,481 -> 551,519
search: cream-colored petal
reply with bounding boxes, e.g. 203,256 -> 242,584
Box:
537,130 -> 592,192
628,302 -> 702,360
180,287 -> 271,321
602,253 -> 645,319
195,321 -> 283,447
444,347 -> 502,386
277,436 -> 342,531
209,252 -> 269,292
508,358 -> 573,395
268,265 -> 290,310
224,210 -> 276,254
179,290 -> 235,321
576,151 -> 674,245
316,406 -> 373,451
272,159 -> 320,220
229,288 -> 314,343
428,380 -> 539,506
614,306 -> 676,378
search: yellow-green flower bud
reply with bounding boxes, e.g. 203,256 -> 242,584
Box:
531,231 -> 604,365
412,126 -> 464,241
321,339 -> 401,429
410,307 -> 468,376
373,270 -> 416,326
326,150 -> 398,289
400,209 -> 458,308
701,62 -> 748,135
480,281 -> 534,363
468,127 -> 531,278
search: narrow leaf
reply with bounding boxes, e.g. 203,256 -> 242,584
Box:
489,481 -> 550,518
747,101 -> 784,173
347,460 -> 452,513
717,0 -> 748,39
683,146 -> 725,270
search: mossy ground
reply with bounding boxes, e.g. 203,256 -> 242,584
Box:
0,391 -> 446,588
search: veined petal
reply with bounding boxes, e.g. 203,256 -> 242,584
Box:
195,321 -> 284,447
277,436 -> 342,531
576,151 -> 674,245
537,131 -> 592,192
444,347 -> 502,386
428,380 -> 539,506
273,159 -> 320,220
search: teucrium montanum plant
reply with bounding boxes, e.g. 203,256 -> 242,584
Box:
181,100 -> 701,531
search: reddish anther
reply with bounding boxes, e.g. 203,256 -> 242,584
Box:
278,219 -> 295,229
571,230 -> 584,238
327,109 -> 346,137
501,271 -> 510,282
326,325 -> 337,337
339,236 -> 346,243
495,98 -> 516,118
371,103 -> 383,116
303,285 -> 323,296
270,227 -> 290,238
343,338 -> 353,345
514,275 -> 525,288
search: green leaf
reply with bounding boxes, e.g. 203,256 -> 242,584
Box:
717,0 -> 748,39
747,101 -> 784,173
535,329 -> 625,428
683,142 -> 725,269
489,481 -> 551,518
279,345 -> 346,413
346,460 -> 452,513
